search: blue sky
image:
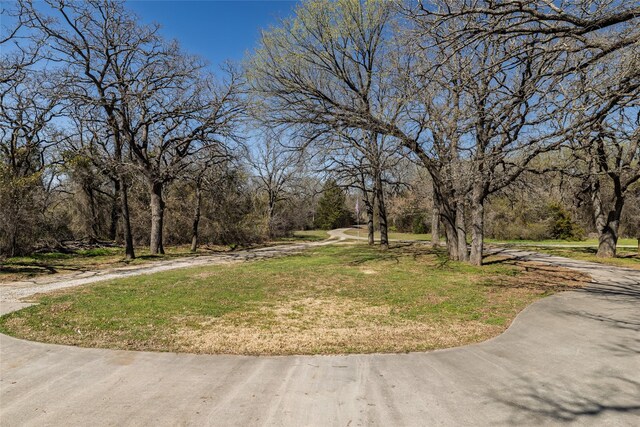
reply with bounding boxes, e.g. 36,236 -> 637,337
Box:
1,1 -> 296,67
126,0 -> 298,68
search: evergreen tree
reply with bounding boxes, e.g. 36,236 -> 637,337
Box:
314,180 -> 353,230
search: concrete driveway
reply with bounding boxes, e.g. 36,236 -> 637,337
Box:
1,237 -> 639,426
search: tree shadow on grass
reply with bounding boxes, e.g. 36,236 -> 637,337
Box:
475,259 -> 591,294
340,243 -> 447,267
0,264 -> 59,276
484,249 -> 640,295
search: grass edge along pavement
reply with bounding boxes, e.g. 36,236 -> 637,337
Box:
342,229 -> 639,269
0,243 -> 589,356
487,244 -> 639,270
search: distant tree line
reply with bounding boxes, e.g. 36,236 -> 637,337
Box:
1,0 -> 638,263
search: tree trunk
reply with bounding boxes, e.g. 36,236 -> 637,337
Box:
120,177 -> 135,260
375,170 -> 389,249
85,184 -> 99,242
112,127 -> 133,259
595,201 -> 622,258
435,196 -> 458,260
190,184 -> 202,253
597,226 -> 618,258
455,199 -> 469,262
443,221 -> 458,260
469,197 -> 484,266
267,194 -> 276,238
591,176 -> 623,258
431,206 -> 440,247
430,176 -> 459,261
365,197 -> 375,245
9,225 -> 17,258
109,179 -> 120,242
149,180 -> 165,255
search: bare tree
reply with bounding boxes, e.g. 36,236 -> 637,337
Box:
248,129 -> 304,238
249,0 -> 593,264
1,3 -> 62,256
564,65 -> 639,257
322,128 -> 405,248
416,0 -> 639,73
248,0 -> 503,260
0,62 -> 62,255
249,0 -> 410,248
21,0 -> 155,259
65,103 -> 123,242
127,69 -> 243,255
1,1 -> 45,88
403,2 -> 612,265
418,0 -> 640,258
183,146 -> 235,252
22,0 -> 243,256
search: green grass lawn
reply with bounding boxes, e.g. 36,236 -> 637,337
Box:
485,237 -> 637,246
512,246 -> 640,270
275,229 -> 330,242
342,229 -> 638,269
0,243 -> 587,355
344,229 -> 432,241
343,229 -> 637,247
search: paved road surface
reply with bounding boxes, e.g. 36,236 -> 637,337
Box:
1,231 -> 638,426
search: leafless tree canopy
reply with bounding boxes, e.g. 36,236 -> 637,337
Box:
1,0 -> 638,261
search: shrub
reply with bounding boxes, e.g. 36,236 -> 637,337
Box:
547,203 -> 585,241
411,214 -> 429,234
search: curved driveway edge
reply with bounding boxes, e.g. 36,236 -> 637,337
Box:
1,235 -> 639,426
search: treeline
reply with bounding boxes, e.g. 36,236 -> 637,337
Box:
0,0 -> 324,258
386,166 -> 640,244
248,0 -> 639,263
1,0 -> 638,264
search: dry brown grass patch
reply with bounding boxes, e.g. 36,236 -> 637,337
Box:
505,261 -> 590,290
176,296 -> 498,355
